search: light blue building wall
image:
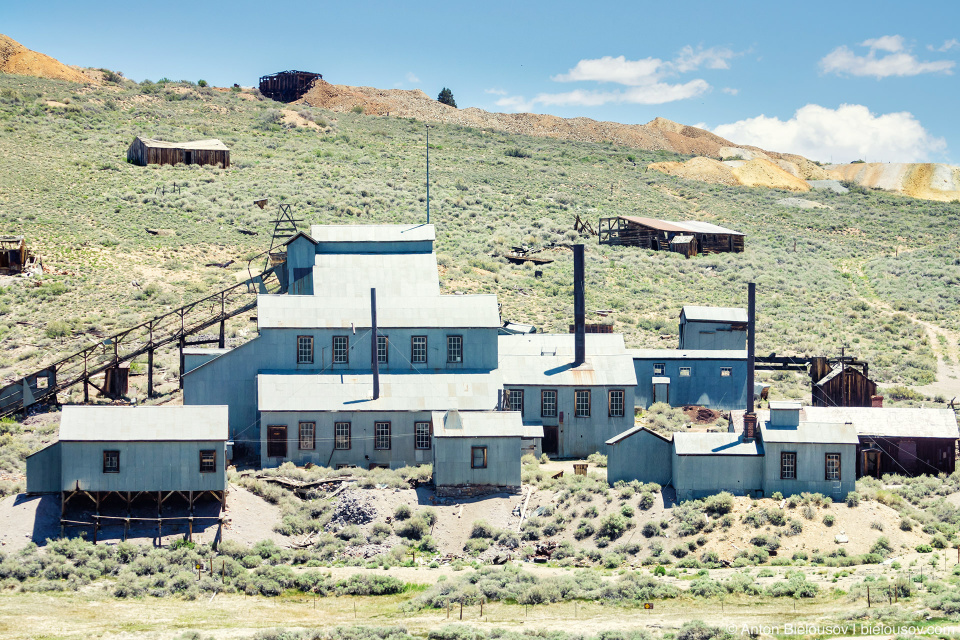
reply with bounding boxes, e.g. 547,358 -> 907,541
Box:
605,426 -> 672,486
672,432 -> 764,501
25,442 -> 61,493
433,437 -> 521,489
678,306 -> 747,351
630,350 -> 748,410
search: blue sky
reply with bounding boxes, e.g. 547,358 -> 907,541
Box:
5,0 -> 959,163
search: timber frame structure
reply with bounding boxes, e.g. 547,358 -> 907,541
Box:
60,488 -> 227,545
598,216 -> 745,255
259,70 -> 322,103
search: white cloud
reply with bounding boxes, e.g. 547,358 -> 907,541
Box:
930,38 -> 960,52
713,103 -> 946,163
405,72 -> 420,84
484,88 -> 508,96
498,45 -> 731,112
820,35 -> 954,78
722,87 -> 739,95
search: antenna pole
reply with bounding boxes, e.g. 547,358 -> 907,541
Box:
426,125 -> 430,224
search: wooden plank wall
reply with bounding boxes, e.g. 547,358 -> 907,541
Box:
127,139 -> 229,168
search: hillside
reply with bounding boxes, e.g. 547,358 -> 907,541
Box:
828,162 -> 960,202
0,72 -> 957,406
0,34 -> 90,84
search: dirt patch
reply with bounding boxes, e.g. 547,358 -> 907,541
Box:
827,162 -> 960,202
0,34 -> 91,84
682,405 -> 721,424
280,109 -> 320,129
731,158 -> 811,191
648,157 -> 739,186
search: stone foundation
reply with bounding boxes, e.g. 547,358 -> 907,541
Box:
436,484 -> 521,498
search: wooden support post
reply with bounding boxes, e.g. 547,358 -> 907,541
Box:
219,320 -> 225,349
189,490 -> 194,515
179,337 -> 185,390
93,516 -> 99,544
188,517 -> 193,543
147,347 -> 154,398
460,602 -> 463,620
123,518 -> 129,542
867,586 -> 871,608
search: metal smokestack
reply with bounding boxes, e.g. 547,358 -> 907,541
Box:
744,282 -> 757,441
574,244 -> 586,366
371,288 -> 379,401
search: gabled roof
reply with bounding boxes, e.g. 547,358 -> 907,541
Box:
284,231 -> 317,246
258,371 -> 502,412
617,217 -> 744,236
134,137 -> 229,151
606,425 -> 672,446
759,421 -> 859,445
673,431 -> 763,456
256,292 -> 500,329
803,406 -> 960,440
816,364 -> 871,387
681,306 -> 748,323
431,410 -> 542,439
498,334 -> 638,386
58,405 -> 228,442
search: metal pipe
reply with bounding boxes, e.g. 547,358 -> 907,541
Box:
573,244 -> 585,366
426,126 -> 430,224
371,288 -> 380,400
747,282 -> 756,414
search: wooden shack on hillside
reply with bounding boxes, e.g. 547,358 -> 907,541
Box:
259,70 -> 322,102
810,357 -> 877,408
127,137 -> 230,168
0,236 -> 41,275
598,216 -> 745,255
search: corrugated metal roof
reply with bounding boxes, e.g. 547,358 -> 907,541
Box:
803,406 -> 960,439
606,425 -> 672,445
182,348 -> 232,356
674,431 -> 763,456
760,421 -> 859,445
431,410 -> 541,438
617,217 -> 744,236
619,217 -> 691,232
257,293 -> 501,329
674,221 -> 745,236
258,371 -> 502,412
769,401 -> 802,410
628,349 -> 747,360
311,252 -> 440,297
308,224 -> 435,243
137,137 -> 229,150
670,235 -> 695,244
498,334 -> 637,386
59,405 -> 228,442
681,306 -> 748,323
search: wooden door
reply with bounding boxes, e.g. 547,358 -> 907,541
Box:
267,425 -> 287,458
543,426 -> 559,456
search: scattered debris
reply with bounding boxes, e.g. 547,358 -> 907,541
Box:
505,246 -> 554,266
205,260 -> 235,269
573,214 -> 597,236
237,228 -> 258,236
327,492 -> 377,528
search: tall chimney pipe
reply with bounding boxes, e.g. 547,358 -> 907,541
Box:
747,282 -> 756,414
573,244 -> 586,366
371,288 -> 379,400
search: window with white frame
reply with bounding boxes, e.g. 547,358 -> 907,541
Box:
377,335 -> 388,364
411,336 -> 427,364
679,367 -> 691,377
333,336 -> 349,364
575,389 -> 591,417
297,335 -> 314,364
825,453 -> 841,481
541,390 -> 557,418
608,389 -> 625,417
375,422 -> 391,450
653,363 -> 665,376
334,422 -> 351,450
299,422 -> 315,450
780,452 -> 796,479
720,367 -> 732,377
508,389 -> 524,414
447,336 -> 463,363
415,422 -> 431,450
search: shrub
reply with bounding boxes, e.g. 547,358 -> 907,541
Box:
670,545 -> 688,558
394,504 -> 412,521
846,492 -> 860,507
766,508 -> 786,526
704,492 -> 734,515
505,147 -> 532,159
642,522 -> 659,538
785,519 -> 803,536
573,520 -> 595,540
900,518 -> 913,531
823,514 -> 836,527
470,520 -> 495,539
870,537 -> 892,556
351,105 -> 364,114
396,518 -> 428,541
197,80 -> 208,87
638,493 -> 655,510
587,453 -> 607,468
597,514 -> 629,540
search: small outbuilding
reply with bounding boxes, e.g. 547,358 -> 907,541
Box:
0,236 -> 41,275
598,216 -> 745,254
127,137 -> 230,168
679,306 -> 748,350
605,425 -> 672,486
810,358 -> 877,408
431,409 -> 541,497
672,431 -> 764,501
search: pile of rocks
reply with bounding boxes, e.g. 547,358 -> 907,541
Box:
328,492 -> 377,528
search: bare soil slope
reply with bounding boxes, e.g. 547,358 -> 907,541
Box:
0,34 -> 90,84
828,162 -> 960,202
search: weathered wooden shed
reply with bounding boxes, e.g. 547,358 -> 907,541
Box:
431,409 -> 541,497
810,358 -> 876,407
259,70 -> 322,102
0,236 -> 41,275
598,216 -> 745,254
127,137 -> 230,167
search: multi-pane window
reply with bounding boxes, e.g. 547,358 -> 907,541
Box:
541,390 -> 557,418
653,363 -> 665,376
375,422 -> 391,450
411,336 -> 427,364
333,335 -> 349,364
608,389 -> 625,417
780,452 -> 796,480
199,450 -> 217,473
335,422 -> 351,450
299,422 -> 315,450
720,367 -> 732,377
415,422 -> 431,450
447,336 -> 463,363
377,335 -> 388,364
575,389 -> 591,417
297,335 -> 314,364
471,446 -> 487,469
825,453 -> 841,481
103,450 -> 119,473
679,367 -> 691,377
508,389 -> 524,415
